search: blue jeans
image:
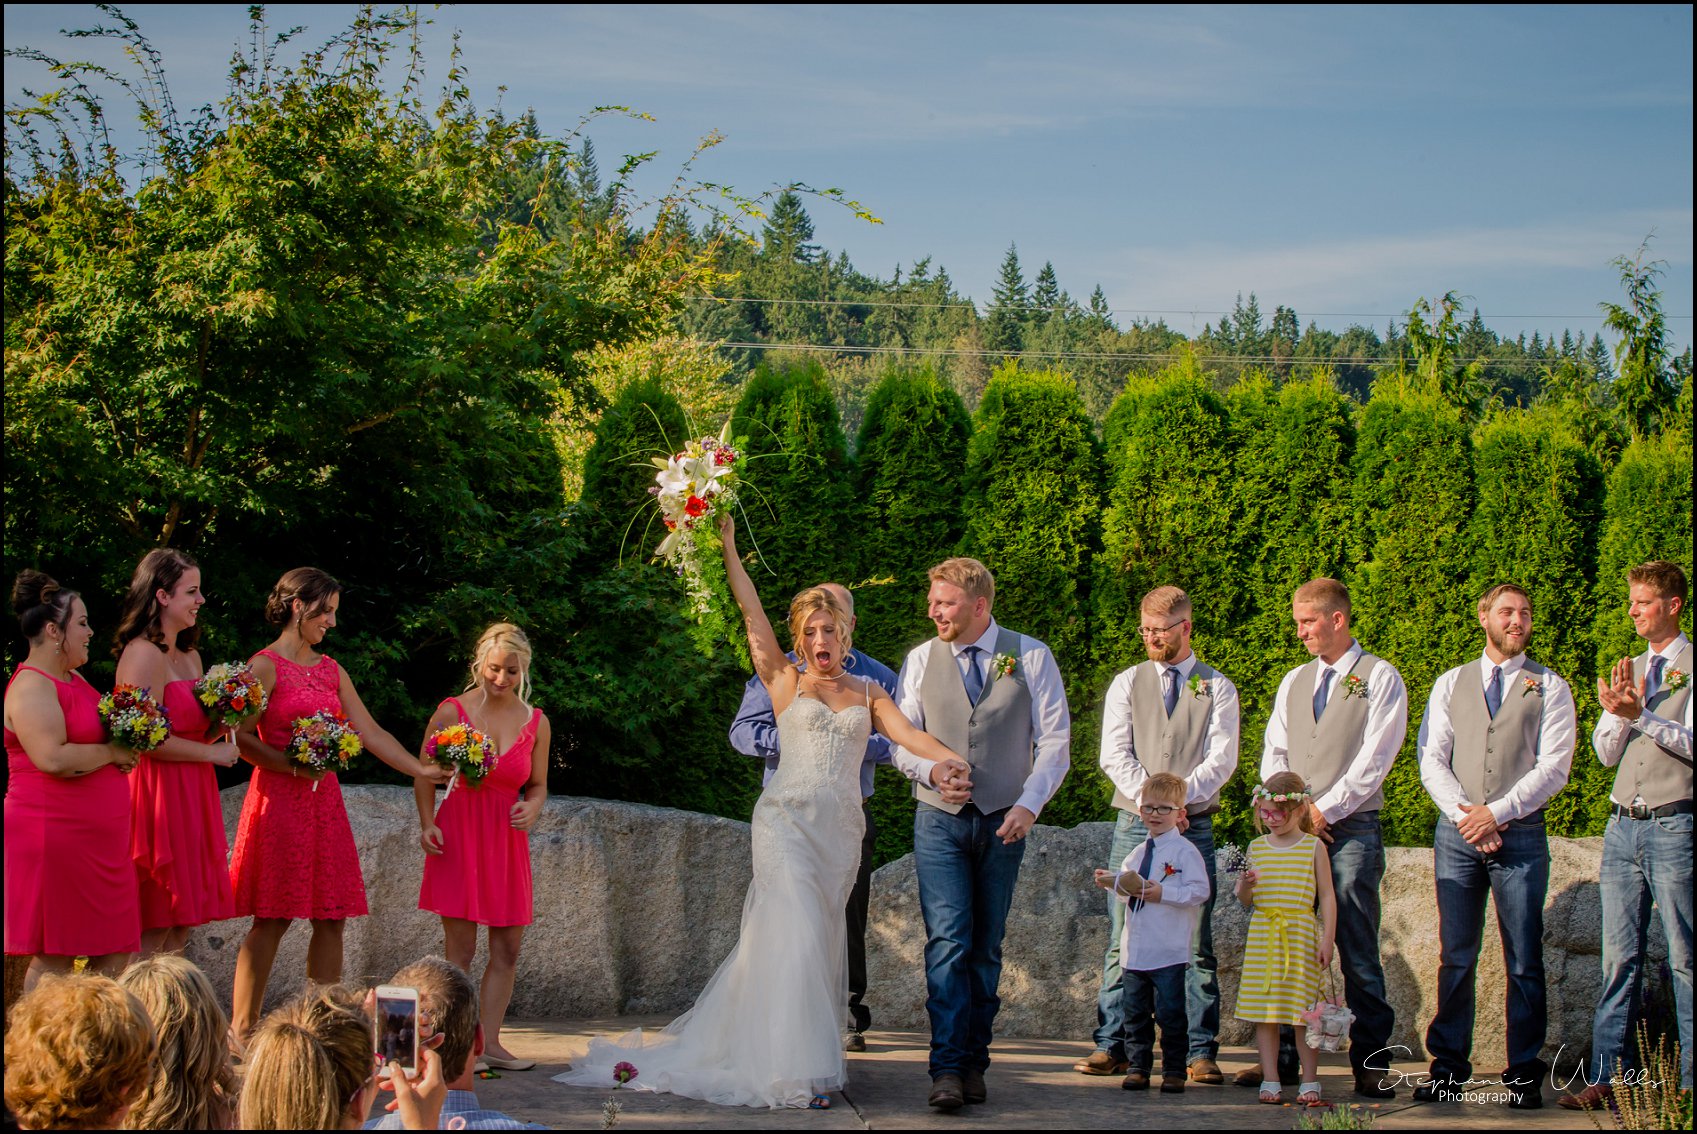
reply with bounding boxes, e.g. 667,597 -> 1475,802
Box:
913,802 -> 1027,1079
1091,810 -> 1220,1061
1425,814 -> 1550,1083
1588,811 -> 1694,1090
1122,963 -> 1190,1077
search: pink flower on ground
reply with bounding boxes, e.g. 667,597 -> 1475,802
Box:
613,1061 -> 638,1085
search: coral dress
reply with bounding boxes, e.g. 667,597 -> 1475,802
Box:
1235,832 -> 1322,1025
4,666 -> 141,956
227,650 -> 368,920
130,680 -> 236,930
418,697 -> 538,927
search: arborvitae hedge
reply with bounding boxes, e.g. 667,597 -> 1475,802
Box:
1592,434 -> 1696,671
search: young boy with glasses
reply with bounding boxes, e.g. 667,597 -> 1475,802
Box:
1092,772 -> 1212,1094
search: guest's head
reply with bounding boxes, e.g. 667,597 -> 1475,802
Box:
3,973 -> 156,1130
466,622 -> 534,706
388,956 -> 481,1085
237,985 -> 375,1131
926,557 -> 995,643
1252,772 -> 1315,835
116,955 -> 236,1130
12,570 -> 90,667
788,586 -> 853,674
263,567 -> 342,646
113,550 -> 203,658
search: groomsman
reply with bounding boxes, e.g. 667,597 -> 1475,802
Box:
1415,583 -> 1575,1109
1254,577 -> 1406,1098
728,581 -> 898,1052
891,557 -> 1071,1112
1560,560 -> 1692,1109
1074,586 -> 1239,1087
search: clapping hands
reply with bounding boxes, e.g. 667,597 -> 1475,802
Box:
1597,657 -> 1645,721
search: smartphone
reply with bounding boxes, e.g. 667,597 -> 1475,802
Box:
373,985 -> 419,1075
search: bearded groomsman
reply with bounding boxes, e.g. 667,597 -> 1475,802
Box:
1073,586 -> 1238,1087
1560,561 -> 1692,1109
1253,577 -> 1406,1099
1414,583 -> 1575,1109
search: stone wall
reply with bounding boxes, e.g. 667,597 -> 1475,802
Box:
189,787 -> 1665,1072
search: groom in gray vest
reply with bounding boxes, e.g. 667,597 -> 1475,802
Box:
891,557 -> 1072,1112
1414,583 -> 1576,1108
1255,577 -> 1406,1098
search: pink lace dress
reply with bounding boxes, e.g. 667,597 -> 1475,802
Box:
130,680 -> 235,929
418,697 -> 538,926
227,650 -> 368,920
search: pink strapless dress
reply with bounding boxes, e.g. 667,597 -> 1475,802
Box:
4,666 -> 141,956
129,679 -> 235,929
418,698 -> 538,926
227,650 -> 368,920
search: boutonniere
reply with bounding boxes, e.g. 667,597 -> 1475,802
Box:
1186,674 -> 1212,698
1161,862 -> 1180,878
1520,676 -> 1543,697
1341,674 -> 1369,700
991,652 -> 1017,679
1666,668 -> 1690,692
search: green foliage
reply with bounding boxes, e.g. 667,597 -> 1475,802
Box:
984,243 -> 1027,357
1591,434 -> 1695,670
1601,240 -> 1680,440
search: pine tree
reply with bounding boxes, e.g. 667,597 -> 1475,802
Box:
1088,285 -> 1114,330
984,243 -> 1027,357
1031,261 -> 1060,329
761,190 -> 819,264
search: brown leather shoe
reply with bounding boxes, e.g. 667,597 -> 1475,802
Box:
1074,1050 -> 1130,1076
1121,1070 -> 1151,1091
928,1073 -> 965,1111
1235,1063 -> 1302,1087
1558,1083 -> 1613,1111
962,1067 -> 986,1104
1160,1075 -> 1186,1093
1188,1057 -> 1224,1085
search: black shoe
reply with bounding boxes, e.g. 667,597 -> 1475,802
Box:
928,1073 -> 964,1111
1504,1083 -> 1544,1110
1355,1071 -> 1398,1099
962,1067 -> 986,1104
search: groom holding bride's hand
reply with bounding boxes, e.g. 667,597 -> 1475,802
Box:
891,557 -> 1071,1112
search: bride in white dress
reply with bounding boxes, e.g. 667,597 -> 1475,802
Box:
554,514 -> 969,1109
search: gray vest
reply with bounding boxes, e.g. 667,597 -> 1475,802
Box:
1447,658 -> 1550,808
913,628 -> 1034,815
1613,641 -> 1695,809
1284,652 -> 1388,814
1110,659 -> 1224,816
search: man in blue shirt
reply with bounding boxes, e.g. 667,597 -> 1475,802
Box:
728,581 -> 898,1051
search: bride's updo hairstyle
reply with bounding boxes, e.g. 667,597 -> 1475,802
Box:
464,622 -> 534,705
787,587 -> 853,661
263,567 -> 342,629
12,570 -> 79,644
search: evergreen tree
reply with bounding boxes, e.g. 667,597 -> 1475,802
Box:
1600,240 -> 1679,439
985,243 -> 1028,356
1031,261 -> 1060,328
761,190 -> 820,264
1591,434 -> 1694,671
1088,285 -> 1114,330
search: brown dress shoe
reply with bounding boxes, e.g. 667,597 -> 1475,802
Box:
928,1073 -> 965,1111
1160,1075 -> 1186,1093
1235,1063 -> 1302,1087
1121,1070 -> 1151,1091
1558,1083 -> 1613,1111
1075,1050 -> 1130,1076
1188,1057 -> 1224,1085
962,1067 -> 986,1104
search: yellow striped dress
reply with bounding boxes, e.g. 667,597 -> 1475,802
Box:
1235,832 -> 1322,1025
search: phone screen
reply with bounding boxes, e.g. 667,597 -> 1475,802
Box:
374,990 -> 419,1072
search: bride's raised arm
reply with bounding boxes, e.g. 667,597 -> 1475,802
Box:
720,512 -> 794,694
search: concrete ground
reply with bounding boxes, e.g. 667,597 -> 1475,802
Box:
460,1017 -> 1606,1130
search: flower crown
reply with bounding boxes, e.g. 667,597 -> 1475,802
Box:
1252,784 -> 1311,805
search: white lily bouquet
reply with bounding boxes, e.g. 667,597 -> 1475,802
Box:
647,421 -> 750,661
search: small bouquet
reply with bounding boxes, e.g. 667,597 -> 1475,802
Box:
286,710 -> 363,792
1301,973 -> 1354,1052
645,421 -> 750,660
194,661 -> 267,731
98,684 -> 172,760
423,722 -> 497,797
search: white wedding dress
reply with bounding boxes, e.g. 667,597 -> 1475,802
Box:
554,691 -> 868,1108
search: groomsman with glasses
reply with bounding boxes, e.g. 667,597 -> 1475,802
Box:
1560,560 -> 1692,1109
1415,583 -> 1575,1109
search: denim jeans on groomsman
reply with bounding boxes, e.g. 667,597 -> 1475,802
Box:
1122,962 -> 1190,1078
913,801 -> 1027,1079
1588,810 -> 1694,1090
1091,810 -> 1220,1063
1425,812 -> 1551,1086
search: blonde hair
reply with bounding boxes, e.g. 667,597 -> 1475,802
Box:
1141,771 -> 1188,809
787,587 -> 854,658
391,957 -> 478,1081
1141,586 -> 1192,621
928,557 -> 995,606
3,973 -> 156,1131
464,622 -> 534,706
237,985 -> 372,1131
1476,582 -> 1531,617
118,955 -> 236,1130
1293,577 -> 1350,618
1252,771 -> 1316,835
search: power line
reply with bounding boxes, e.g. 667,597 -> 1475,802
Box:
687,295 -> 1694,321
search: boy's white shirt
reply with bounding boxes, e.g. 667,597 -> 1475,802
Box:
1115,826 -> 1211,972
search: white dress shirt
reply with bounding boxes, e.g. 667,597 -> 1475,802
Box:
1593,632 -> 1695,805
1417,651 -> 1577,824
1098,653 -> 1240,808
1113,826 -> 1211,972
891,618 -> 1072,818
1261,640 -> 1409,824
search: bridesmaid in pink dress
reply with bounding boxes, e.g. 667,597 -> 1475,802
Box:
113,549 -> 240,956
3,571 -> 141,991
227,567 -> 450,1044
416,622 -> 550,1070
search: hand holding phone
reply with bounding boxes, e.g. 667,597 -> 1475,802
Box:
374,985 -> 420,1076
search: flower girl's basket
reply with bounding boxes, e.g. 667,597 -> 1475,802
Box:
1301,971 -> 1354,1053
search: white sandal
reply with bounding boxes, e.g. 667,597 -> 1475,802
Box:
1297,1081 -> 1324,1106
1258,1080 -> 1283,1104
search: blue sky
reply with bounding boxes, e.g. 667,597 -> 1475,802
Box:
5,4 -> 1692,348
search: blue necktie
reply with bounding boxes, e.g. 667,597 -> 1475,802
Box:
1312,668 -> 1334,720
1647,655 -> 1666,701
1485,665 -> 1502,719
961,645 -> 984,705
1163,667 -> 1179,717
1132,839 -> 1157,911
